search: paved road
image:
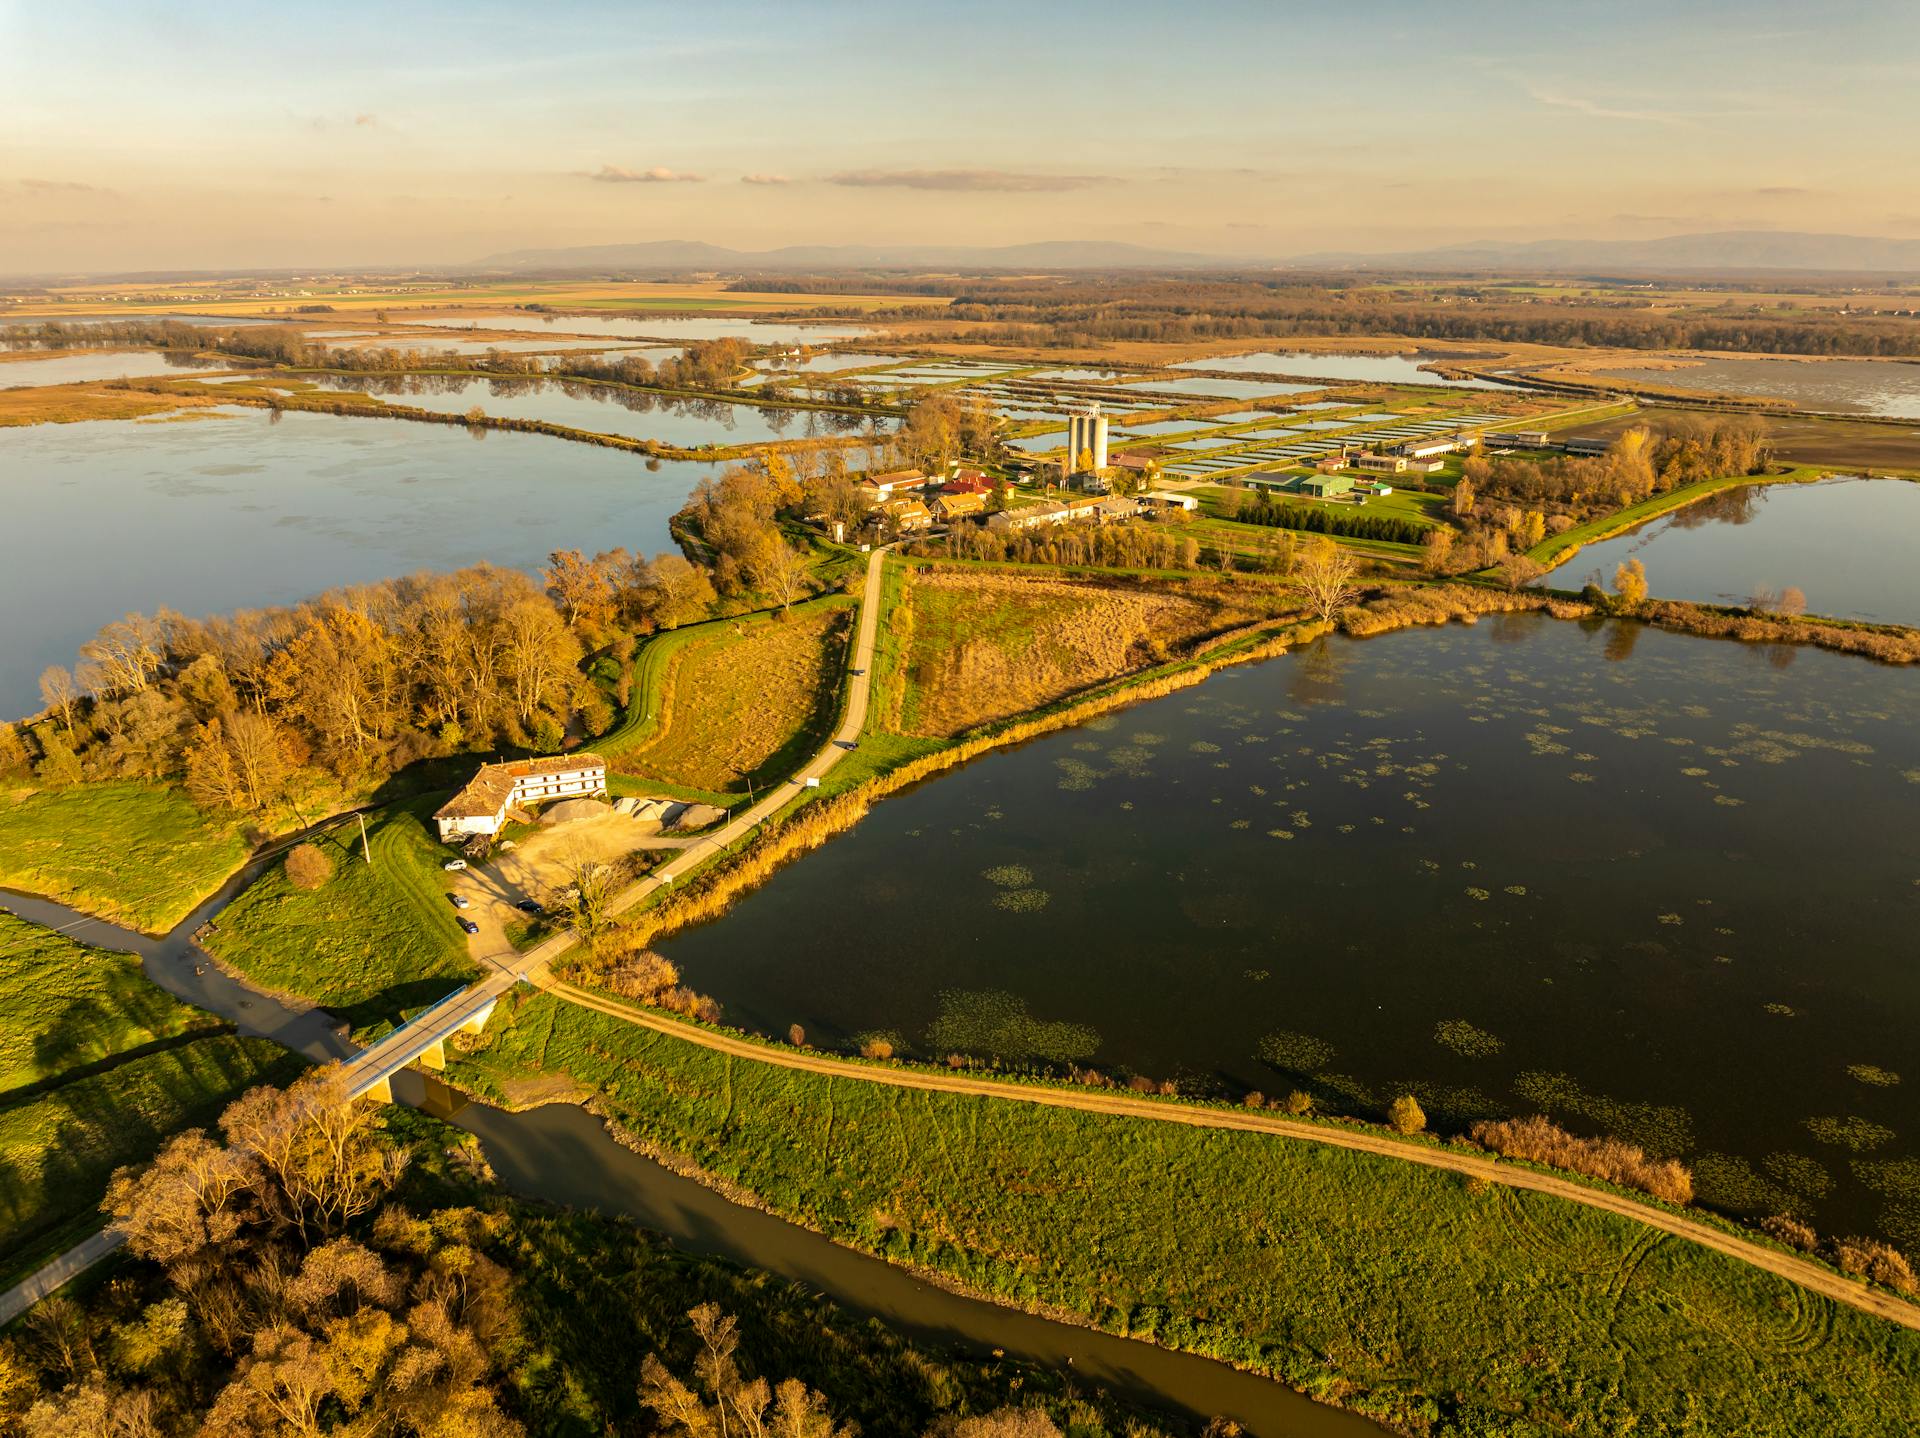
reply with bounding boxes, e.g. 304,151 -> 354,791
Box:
550,978 -> 1920,1338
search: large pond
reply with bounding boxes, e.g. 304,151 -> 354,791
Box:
1176,352 -> 1511,390
664,617 -> 1920,1246
0,351 -> 225,388
0,313 -> 276,328
1594,356 -> 1920,418
389,313 -> 875,344
0,410 -> 714,719
305,372 -> 883,448
1549,477 -> 1920,625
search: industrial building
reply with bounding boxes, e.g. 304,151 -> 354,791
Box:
1065,402 -> 1110,473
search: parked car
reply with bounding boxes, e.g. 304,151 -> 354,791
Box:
448,893 -> 471,910
457,918 -> 479,935
514,899 -> 544,915
442,858 -> 467,872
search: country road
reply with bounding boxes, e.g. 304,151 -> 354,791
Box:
548,977 -> 1920,1338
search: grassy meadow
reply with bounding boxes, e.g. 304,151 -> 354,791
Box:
201,798 -> 473,1029
600,599 -> 854,793
450,996 -> 1920,1438
888,567 -> 1275,738
0,913 -> 221,1088
0,915 -> 300,1281
0,781 -> 248,933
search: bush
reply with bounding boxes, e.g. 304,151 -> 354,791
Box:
1387,1095 -> 1427,1135
1757,1214 -> 1819,1253
1284,1090 -> 1314,1116
1831,1237 -> 1917,1295
283,842 -> 333,891
1470,1114 -> 1694,1205
1242,1090 -> 1266,1109
605,950 -> 680,1001
860,1038 -> 895,1061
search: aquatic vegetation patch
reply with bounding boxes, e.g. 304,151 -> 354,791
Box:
924,989 -> 1099,1062
1804,1115 -> 1896,1151
1763,1151 -> 1834,1199
1434,1020 -> 1504,1059
1693,1153 -> 1798,1217
981,865 -> 1034,888
1847,1063 -> 1901,1087
1258,1029 -> 1335,1073
991,888 -> 1052,913
1512,1071 -> 1695,1158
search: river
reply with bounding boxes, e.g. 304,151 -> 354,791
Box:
0,409 -> 717,721
0,870 -> 1378,1436
1549,476 -> 1920,625
660,616 -> 1920,1249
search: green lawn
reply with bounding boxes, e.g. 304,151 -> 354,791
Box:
451,997 -> 1920,1438
202,797 -> 475,1030
0,914 -> 221,1089
0,1034 -> 300,1279
0,781 -> 247,933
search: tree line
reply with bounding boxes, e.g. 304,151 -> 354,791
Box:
1228,494 -> 1428,546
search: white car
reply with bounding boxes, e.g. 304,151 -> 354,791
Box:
442,858 -> 467,871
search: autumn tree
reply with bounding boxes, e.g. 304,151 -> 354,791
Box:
79,614 -> 165,697
544,549 -> 618,631
1613,557 -> 1649,610
284,843 -> 333,891
557,852 -> 621,958
37,666 -> 77,732
1293,537 -> 1361,623
1387,1094 -> 1427,1135
641,1304 -> 854,1438
184,712 -> 291,814
753,541 -> 816,613
1449,475 -> 1477,520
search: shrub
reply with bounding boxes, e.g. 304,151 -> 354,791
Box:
1284,1090 -> 1314,1116
1470,1114 -> 1694,1205
283,842 -> 333,891
787,1023 -> 806,1048
1831,1237 -> 1917,1295
1757,1214 -> 1819,1253
1388,1095 -> 1427,1135
860,1038 -> 895,1061
605,951 -> 680,1001
1242,1090 -> 1266,1109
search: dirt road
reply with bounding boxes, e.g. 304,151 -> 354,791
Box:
547,976 -> 1920,1337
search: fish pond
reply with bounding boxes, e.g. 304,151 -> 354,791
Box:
305,372 -> 880,448
389,313 -> 875,344
0,351 -> 226,388
1177,351 -> 1512,389
1595,356 -> 1920,419
664,616 -> 1920,1246
0,409 -> 715,719
1550,476 -> 1920,625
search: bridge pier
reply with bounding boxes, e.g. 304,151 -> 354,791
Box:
349,992 -> 503,1105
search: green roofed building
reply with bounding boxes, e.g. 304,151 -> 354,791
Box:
1300,474 -> 1354,498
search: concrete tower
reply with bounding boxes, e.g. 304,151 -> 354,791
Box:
1066,401 -> 1108,473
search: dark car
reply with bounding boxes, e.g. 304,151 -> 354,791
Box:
457,918 -> 479,935
514,899 -> 543,915
447,892 -> 471,910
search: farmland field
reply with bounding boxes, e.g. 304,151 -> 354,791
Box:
602,600 -> 853,793
887,568 -> 1277,738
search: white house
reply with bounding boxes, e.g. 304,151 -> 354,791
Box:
435,754 -> 609,842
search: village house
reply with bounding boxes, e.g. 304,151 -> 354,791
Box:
932,490 -> 989,523
1354,452 -> 1410,476
855,469 -> 927,505
877,495 -> 935,531
987,501 -> 1073,533
1316,453 -> 1351,474
434,754 -> 608,842
1139,489 -> 1199,512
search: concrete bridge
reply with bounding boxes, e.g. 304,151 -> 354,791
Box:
341,977 -> 509,1101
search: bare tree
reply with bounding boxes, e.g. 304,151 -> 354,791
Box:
79,614 -> 165,696
1293,538 -> 1361,623
37,665 -> 78,732
557,851 -> 621,957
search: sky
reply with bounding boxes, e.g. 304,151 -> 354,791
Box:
4,0 -> 1920,274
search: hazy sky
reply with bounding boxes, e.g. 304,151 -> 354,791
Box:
4,0 -> 1919,273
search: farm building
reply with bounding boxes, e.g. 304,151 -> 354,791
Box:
933,490 -> 989,522
1354,453 -> 1409,476
1140,490 -> 1200,512
879,496 -> 935,531
1562,437 -> 1610,457
987,502 -> 1071,533
1301,474 -> 1356,498
1400,439 -> 1456,459
435,754 -> 608,842
1316,454 -> 1351,473
857,469 -> 927,503
1506,431 -> 1551,449
1113,453 -> 1159,476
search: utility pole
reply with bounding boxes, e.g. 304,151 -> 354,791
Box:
357,812 -> 372,865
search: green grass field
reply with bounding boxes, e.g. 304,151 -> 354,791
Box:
0,914 -> 222,1089
599,598 -> 853,794
0,782 -> 247,933
0,1034 -> 300,1278
201,798 -> 474,1029
450,997 -> 1920,1438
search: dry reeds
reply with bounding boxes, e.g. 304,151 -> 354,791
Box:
1471,1114 -> 1695,1205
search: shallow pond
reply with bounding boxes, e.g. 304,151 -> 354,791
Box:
0,409 -> 715,719
1550,476 -> 1920,624
389,312 -> 874,344
306,372 -> 880,448
663,617 -> 1920,1246
1176,352 -> 1511,390
0,350 -> 224,388
1594,356 -> 1920,418
1118,376 -> 1321,402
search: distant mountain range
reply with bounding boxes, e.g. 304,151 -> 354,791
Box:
465,238 -> 1239,272
1294,230 -> 1920,274
465,230 -> 1920,276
